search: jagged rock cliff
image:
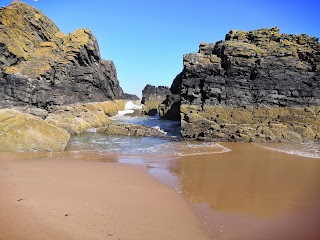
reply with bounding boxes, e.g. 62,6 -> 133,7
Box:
168,27 -> 320,142
0,2 -> 125,109
142,84 -> 170,102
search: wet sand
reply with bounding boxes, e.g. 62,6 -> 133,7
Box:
173,143 -> 320,240
1,142 -> 320,240
0,152 -> 208,240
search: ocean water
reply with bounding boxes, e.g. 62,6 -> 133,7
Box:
254,142 -> 320,159
65,112 -> 320,240
67,115 -> 230,156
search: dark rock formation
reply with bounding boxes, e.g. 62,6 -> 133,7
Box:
97,124 -> 167,138
141,84 -> 171,116
142,84 -> 171,102
124,93 -> 140,100
0,2 -> 125,110
158,94 -> 181,121
167,27 -> 320,142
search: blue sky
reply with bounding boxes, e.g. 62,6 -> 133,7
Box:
2,0 -> 320,97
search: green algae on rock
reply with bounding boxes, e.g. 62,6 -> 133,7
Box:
97,124 -> 167,138
163,27 -> 320,142
44,100 -> 126,135
0,109 -> 70,152
0,2 -> 125,109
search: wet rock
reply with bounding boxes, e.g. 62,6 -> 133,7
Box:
159,94 -> 181,121
97,124 -> 167,137
141,100 -> 162,116
180,105 -> 320,142
45,101 -> 126,134
140,85 -> 171,116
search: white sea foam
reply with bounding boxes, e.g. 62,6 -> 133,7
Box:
124,101 -> 142,110
67,133 -> 231,157
176,142 -> 231,156
112,101 -> 143,118
117,109 -> 134,116
255,143 -> 320,159
152,125 -> 168,135
85,128 -> 97,133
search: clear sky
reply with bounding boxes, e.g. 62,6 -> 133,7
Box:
2,0 -> 320,98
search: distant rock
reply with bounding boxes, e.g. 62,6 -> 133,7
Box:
0,109 -> 70,152
141,84 -> 171,116
166,27 -> 320,142
142,84 -> 170,102
124,93 -> 140,100
97,124 -> 167,137
0,2 -> 125,109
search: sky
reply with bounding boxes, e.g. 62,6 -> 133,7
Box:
2,0 -> 320,98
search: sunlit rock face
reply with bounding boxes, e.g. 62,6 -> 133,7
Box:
0,109 -> 70,152
142,84 -> 171,102
0,2 -> 125,109
167,27 -> 320,142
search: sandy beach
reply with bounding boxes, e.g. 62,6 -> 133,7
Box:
0,152 -> 208,240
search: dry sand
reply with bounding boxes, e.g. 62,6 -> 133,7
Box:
0,152 -> 208,240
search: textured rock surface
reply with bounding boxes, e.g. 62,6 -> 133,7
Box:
181,105 -> 320,142
44,100 -> 126,134
142,84 -> 170,102
141,85 -> 171,116
141,100 -> 162,116
158,94 -> 181,121
0,2 -> 125,109
168,27 -> 320,142
0,109 -> 70,152
124,93 -> 140,100
97,124 -> 167,137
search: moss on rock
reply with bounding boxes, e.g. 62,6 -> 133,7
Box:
181,105 -> 320,142
45,100 -> 126,134
0,109 -> 70,152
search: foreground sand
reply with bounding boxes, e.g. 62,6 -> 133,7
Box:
0,152 -> 208,240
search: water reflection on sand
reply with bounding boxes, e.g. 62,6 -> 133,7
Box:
169,143 -> 320,239
49,136 -> 320,239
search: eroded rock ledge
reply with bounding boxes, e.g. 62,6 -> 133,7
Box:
166,27 -> 320,142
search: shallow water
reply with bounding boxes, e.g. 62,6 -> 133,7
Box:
255,142 -> 320,158
65,115 -> 320,240
173,143 -> 320,240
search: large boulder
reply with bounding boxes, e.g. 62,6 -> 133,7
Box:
0,109 -> 70,152
0,2 -> 125,109
166,27 -> 320,142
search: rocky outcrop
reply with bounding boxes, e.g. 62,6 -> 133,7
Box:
0,109 -> 70,152
167,27 -> 320,142
158,94 -> 181,121
0,2 -> 125,109
44,100 -> 126,135
141,85 -> 171,116
97,124 -> 167,137
124,93 -> 139,100
142,84 -> 170,102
